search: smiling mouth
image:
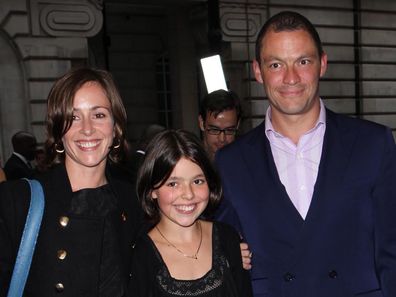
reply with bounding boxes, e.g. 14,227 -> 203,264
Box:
76,141 -> 100,149
279,87 -> 304,97
174,204 -> 196,213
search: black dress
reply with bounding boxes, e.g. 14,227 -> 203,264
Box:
128,221 -> 252,297
70,185 -> 124,297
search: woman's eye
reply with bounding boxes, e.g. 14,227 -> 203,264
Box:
95,113 -> 106,119
72,115 -> 79,121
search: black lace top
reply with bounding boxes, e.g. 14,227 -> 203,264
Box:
128,221 -> 252,297
70,184 -> 124,297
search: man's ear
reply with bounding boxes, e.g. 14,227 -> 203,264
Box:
198,115 -> 205,132
252,60 -> 264,84
319,51 -> 328,78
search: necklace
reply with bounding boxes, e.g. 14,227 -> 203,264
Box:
155,221 -> 202,260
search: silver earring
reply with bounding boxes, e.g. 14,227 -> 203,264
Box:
55,143 -> 64,153
112,139 -> 121,149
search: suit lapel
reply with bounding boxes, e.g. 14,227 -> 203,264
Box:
287,110 -> 357,267
241,122 -> 304,227
305,109 -> 353,222
106,168 -> 144,280
242,111 -> 356,227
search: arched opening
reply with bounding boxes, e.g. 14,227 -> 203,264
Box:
0,31 -> 27,163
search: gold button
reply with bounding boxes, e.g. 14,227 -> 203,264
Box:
55,283 -> 64,292
121,212 -> 127,222
57,249 -> 67,260
59,216 -> 69,227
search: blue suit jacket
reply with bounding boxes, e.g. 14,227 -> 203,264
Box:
215,109 -> 396,297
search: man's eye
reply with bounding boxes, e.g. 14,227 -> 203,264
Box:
225,128 -> 237,135
270,63 -> 281,69
300,59 -> 310,65
207,128 -> 221,135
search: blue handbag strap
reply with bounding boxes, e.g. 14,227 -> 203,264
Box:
7,179 -> 44,297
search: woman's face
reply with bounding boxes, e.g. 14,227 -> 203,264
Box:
62,81 -> 115,173
152,157 -> 210,228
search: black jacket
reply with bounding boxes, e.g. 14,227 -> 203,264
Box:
3,154 -> 34,180
0,164 -> 143,297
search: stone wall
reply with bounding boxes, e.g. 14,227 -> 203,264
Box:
0,0 -> 103,162
1,0 -> 395,162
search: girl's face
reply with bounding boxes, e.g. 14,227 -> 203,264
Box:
152,157 -> 210,228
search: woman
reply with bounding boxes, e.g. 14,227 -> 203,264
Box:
0,68 -> 143,297
128,130 -> 252,297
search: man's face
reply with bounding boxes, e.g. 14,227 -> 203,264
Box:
199,109 -> 239,160
253,29 -> 327,120
22,138 -> 37,161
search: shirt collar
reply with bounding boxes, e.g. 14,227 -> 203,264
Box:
265,99 -> 326,138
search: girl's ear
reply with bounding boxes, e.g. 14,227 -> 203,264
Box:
151,190 -> 158,199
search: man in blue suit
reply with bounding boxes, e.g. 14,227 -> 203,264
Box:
215,11 -> 396,297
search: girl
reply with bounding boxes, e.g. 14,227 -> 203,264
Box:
128,129 -> 252,297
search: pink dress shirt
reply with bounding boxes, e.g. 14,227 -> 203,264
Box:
265,100 -> 326,219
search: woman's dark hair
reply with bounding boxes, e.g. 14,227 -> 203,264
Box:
45,67 -> 128,166
137,129 -> 222,225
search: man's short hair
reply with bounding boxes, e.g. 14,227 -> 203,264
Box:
199,89 -> 242,122
11,131 -> 36,153
255,11 -> 324,64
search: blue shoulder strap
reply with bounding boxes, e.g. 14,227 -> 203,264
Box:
7,179 -> 45,297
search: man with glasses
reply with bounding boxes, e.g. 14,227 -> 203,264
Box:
198,89 -> 242,160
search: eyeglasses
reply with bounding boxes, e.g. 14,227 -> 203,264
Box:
206,127 -> 238,136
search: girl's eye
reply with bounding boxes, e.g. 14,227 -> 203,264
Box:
72,114 -> 79,121
194,179 -> 206,185
167,181 -> 177,187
